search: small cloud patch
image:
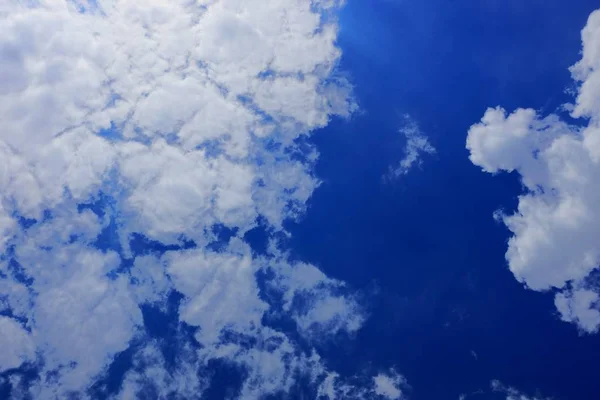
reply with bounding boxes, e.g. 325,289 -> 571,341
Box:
385,115 -> 436,180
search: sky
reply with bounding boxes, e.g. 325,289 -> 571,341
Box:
0,1 -> 600,400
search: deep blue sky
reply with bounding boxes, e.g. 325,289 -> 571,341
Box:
284,1 -> 600,399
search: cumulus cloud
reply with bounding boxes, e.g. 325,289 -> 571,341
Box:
386,115 -> 436,179
554,288 -> 600,333
0,0 -> 379,398
0,316 -> 35,372
373,370 -> 407,400
466,9 -> 600,333
266,257 -> 365,339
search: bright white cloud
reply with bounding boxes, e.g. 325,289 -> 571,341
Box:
466,9 -> 600,333
0,0 -> 377,398
386,115 -> 436,179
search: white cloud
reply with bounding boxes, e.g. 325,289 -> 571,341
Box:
466,9 -> 600,333
115,342 -> 207,400
165,240 -> 267,347
0,204 -> 16,253
223,334 -> 324,399
267,258 -> 365,338
129,254 -> 170,305
0,0 -> 379,398
373,370 -> 407,400
386,115 -> 436,179
555,288 -> 600,333
10,218 -> 143,397
0,316 -> 35,372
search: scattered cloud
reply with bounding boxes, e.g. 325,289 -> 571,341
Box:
459,381 -> 550,400
373,369 -> 407,400
491,380 -> 551,400
466,9 -> 600,333
386,115 -> 436,180
318,368 -> 408,400
266,256 -> 365,339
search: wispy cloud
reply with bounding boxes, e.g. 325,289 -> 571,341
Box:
491,380 -> 551,400
385,115 -> 436,180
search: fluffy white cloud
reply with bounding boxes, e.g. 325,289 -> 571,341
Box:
0,204 -> 16,253
2,212 -> 143,398
466,9 -> 600,333
0,0 -> 375,398
0,2 -> 112,153
123,240 -> 367,399
373,370 -> 407,400
267,258 -> 365,338
0,316 -> 35,372
555,288 -> 600,333
165,240 -> 266,346
386,115 -> 436,179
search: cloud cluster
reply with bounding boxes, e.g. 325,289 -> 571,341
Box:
466,9 -> 600,333
0,0 -> 375,398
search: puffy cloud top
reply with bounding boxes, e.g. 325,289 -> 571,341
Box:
0,0 -> 371,398
467,9 -> 600,333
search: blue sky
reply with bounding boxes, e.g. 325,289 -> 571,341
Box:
1,1 -> 600,399
289,2 -> 600,399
